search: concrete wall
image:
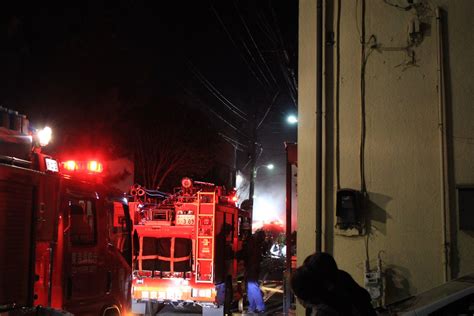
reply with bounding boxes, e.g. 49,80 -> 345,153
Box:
298,0 -> 474,306
445,1 -> 474,277
298,0 -> 318,266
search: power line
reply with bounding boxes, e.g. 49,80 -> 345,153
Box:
210,4 -> 270,93
268,0 -> 298,107
212,4 -> 274,94
187,59 -> 247,117
255,10 -> 278,44
190,61 -> 247,117
257,91 -> 279,129
219,132 -> 247,151
276,55 -> 297,107
233,0 -> 278,87
219,132 -> 247,147
233,26 -> 274,93
258,5 -> 298,106
181,85 -> 249,139
186,59 -> 248,121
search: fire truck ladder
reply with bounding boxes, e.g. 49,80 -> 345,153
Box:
195,191 -> 216,284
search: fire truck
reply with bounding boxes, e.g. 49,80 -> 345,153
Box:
0,108 -> 132,315
129,178 -> 251,315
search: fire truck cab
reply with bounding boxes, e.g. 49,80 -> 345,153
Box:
0,108 -> 132,316
129,178 -> 251,315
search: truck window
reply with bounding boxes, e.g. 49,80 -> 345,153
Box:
70,199 -> 96,245
108,202 -> 132,265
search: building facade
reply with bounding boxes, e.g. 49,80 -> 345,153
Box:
298,0 -> 474,306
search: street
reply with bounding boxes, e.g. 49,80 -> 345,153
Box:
152,292 -> 285,315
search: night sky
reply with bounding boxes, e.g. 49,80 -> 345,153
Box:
0,1 -> 297,203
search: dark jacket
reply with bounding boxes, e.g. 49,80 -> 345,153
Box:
238,233 -> 265,281
214,229 -> 233,284
292,252 -> 376,316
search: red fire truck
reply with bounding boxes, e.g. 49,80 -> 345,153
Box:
0,108 -> 132,315
129,178 -> 251,315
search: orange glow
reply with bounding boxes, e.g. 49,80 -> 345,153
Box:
87,160 -> 103,173
231,196 -> 238,202
63,160 -> 78,171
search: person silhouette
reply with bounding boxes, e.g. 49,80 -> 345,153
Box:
239,230 -> 266,313
291,252 -> 376,316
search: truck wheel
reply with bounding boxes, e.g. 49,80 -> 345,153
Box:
103,306 -> 120,316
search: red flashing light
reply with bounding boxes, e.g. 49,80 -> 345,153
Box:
181,177 -> 193,189
61,160 -> 103,174
231,196 -> 238,202
87,160 -> 103,173
63,160 -> 78,171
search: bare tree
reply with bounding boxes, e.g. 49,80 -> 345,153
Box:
133,107 -> 217,190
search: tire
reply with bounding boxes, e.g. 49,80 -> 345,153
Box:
103,307 -> 120,316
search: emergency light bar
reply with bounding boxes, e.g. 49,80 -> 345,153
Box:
63,160 -> 78,171
61,160 -> 103,174
87,160 -> 103,173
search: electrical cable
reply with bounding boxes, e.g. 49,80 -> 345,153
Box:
186,60 -> 248,121
220,136 -> 244,152
276,55 -> 297,108
256,144 -> 264,161
268,1 -> 298,107
336,0 -> 341,190
257,91 -> 280,129
233,0 -> 278,87
181,86 -> 249,139
258,12 -> 297,107
218,132 -> 247,148
207,106 -> 244,134
186,59 -> 247,116
195,69 -> 248,118
237,36 -> 274,93
268,1 -> 288,58
218,132 -> 247,151
210,4 -> 270,93
240,142 -> 263,173
241,157 -> 252,171
256,10 -> 278,44
360,0 -> 367,194
221,4 -> 275,94
359,0 -> 373,267
365,232 -> 370,269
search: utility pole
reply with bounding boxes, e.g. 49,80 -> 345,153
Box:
248,112 -> 258,209
283,142 -> 297,314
